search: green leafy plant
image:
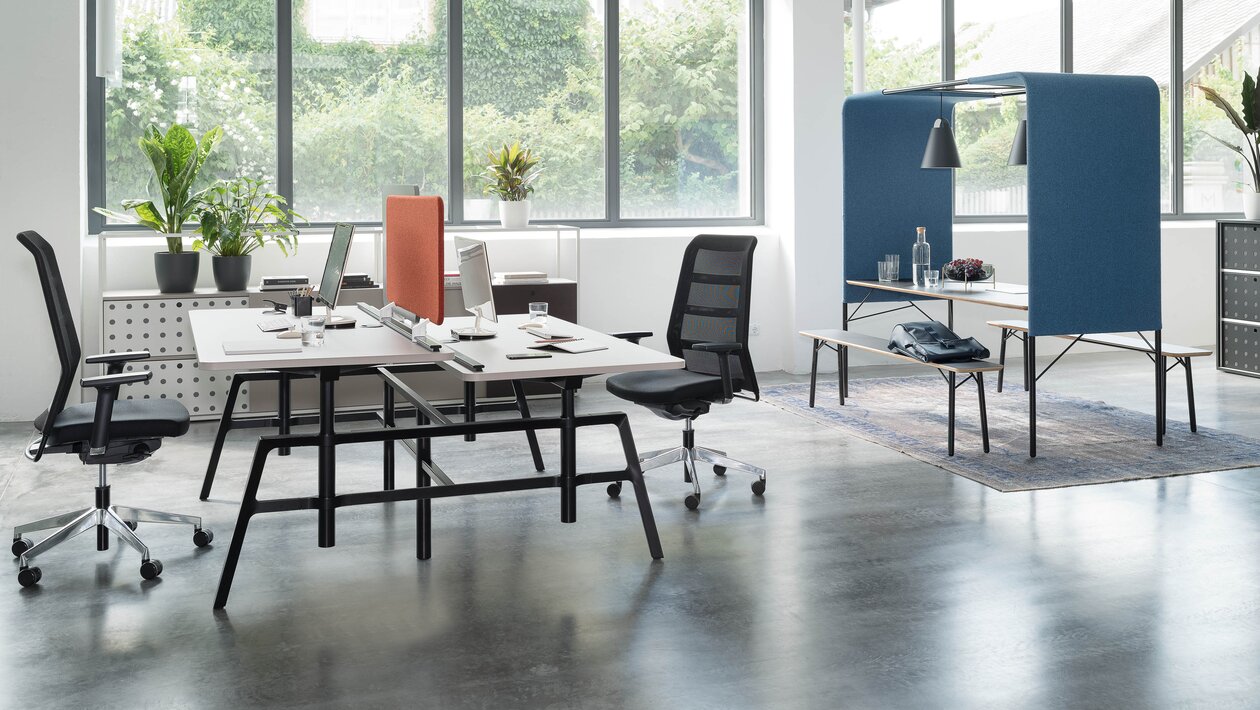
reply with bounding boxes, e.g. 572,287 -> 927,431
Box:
1195,67 -> 1260,193
481,142 -> 542,202
192,177 -> 303,257
94,123 -> 223,253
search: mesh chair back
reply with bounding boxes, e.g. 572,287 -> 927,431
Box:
667,235 -> 758,398
17,231 -> 82,455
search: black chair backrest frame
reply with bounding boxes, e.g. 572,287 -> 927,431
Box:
666,235 -> 759,399
17,231 -> 82,460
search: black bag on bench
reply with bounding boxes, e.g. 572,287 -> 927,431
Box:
889,321 -> 990,364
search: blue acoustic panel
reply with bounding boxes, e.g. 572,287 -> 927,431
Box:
842,92 -> 955,304
974,72 -> 1162,336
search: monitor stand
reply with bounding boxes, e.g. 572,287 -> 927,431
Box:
451,307 -> 497,339
323,305 -> 357,329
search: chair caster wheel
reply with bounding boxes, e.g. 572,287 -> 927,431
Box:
140,559 -> 163,580
11,538 -> 33,558
606,483 -> 622,498
713,465 -> 726,476
18,566 -> 42,588
751,479 -> 766,496
684,494 -> 700,510
125,520 -> 137,530
193,529 -> 214,547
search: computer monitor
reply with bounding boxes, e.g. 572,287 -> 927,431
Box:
451,236 -> 497,339
316,223 -> 357,328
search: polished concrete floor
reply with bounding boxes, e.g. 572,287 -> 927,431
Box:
3,353 -> 1260,709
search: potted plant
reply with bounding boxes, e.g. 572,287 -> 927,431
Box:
481,142 -> 542,229
93,123 -> 223,293
1195,69 -> 1260,219
193,177 -> 303,292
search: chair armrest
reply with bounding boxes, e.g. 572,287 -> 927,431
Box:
609,331 -> 653,345
79,371 -> 152,455
691,342 -> 742,354
86,350 -> 151,374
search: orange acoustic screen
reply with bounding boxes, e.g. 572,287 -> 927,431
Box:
385,195 -> 444,325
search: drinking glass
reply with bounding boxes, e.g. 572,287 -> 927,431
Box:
529,301 -> 549,324
925,269 -> 941,288
877,260 -> 894,282
884,254 -> 900,280
301,316 -> 326,347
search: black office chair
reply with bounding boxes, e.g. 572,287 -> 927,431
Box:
12,231 -> 212,588
604,235 -> 764,510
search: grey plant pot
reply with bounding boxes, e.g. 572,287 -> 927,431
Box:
154,251 -> 200,294
212,255 -> 252,292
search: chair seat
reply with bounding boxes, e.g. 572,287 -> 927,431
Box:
35,399 -> 191,446
606,369 -> 725,406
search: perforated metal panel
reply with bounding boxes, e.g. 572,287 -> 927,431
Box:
117,359 -> 251,417
1221,321 -> 1260,375
1222,272 -> 1260,324
1222,224 -> 1260,272
102,296 -> 250,356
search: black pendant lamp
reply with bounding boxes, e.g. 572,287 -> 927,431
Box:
1008,118 -> 1028,165
922,93 -> 962,169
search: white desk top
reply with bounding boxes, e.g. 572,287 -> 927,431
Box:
432,314 -> 685,382
190,307 -> 453,371
847,279 -> 1029,311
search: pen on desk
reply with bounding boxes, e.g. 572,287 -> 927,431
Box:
535,338 -> 577,343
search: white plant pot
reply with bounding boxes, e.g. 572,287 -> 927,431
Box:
1244,192 -> 1260,221
498,200 -> 531,230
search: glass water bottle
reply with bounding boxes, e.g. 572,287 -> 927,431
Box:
912,226 -> 931,287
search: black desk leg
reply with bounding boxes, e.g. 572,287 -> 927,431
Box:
976,372 -> 990,453
1156,329 -> 1164,447
947,371 -> 956,457
512,380 -> 546,471
278,373 -> 292,457
214,439 -> 271,609
997,330 -> 1007,392
1022,335 -> 1030,391
1028,335 -> 1037,458
416,408 -> 431,560
201,374 -> 245,500
808,339 -> 819,408
383,381 -> 396,491
1185,358 -> 1197,432
841,303 -> 849,398
463,382 -> 476,443
948,301 -> 954,331
318,369 -> 338,548
560,385 -> 578,524
614,416 -> 663,559
837,343 -> 844,405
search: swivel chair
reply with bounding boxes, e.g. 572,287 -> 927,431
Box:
605,235 -> 764,510
12,231 -> 213,588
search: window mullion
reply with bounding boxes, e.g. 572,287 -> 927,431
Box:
448,0 -> 465,224
277,0 -> 294,205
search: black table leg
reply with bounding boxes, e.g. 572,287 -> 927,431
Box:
417,407 -> 431,561
613,415 -> 663,559
836,343 -> 844,405
1022,334 -> 1029,391
841,303 -> 849,398
976,372 -> 990,453
1185,358 -> 1197,433
201,374 -> 245,500
997,330 -> 1008,392
383,381 -> 396,491
1156,330 -> 1164,447
318,369 -> 338,548
808,339 -> 819,408
213,438 -> 272,609
1028,335 -> 1037,458
278,373 -> 292,457
512,380 -> 546,471
463,382 -> 476,443
560,384 -> 578,524
948,371 -> 956,457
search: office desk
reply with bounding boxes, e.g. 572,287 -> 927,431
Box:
844,279 -> 1166,457
190,308 -> 681,608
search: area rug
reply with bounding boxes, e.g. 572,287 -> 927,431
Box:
761,377 -> 1260,492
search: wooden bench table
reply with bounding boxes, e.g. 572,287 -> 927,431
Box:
801,329 -> 1002,456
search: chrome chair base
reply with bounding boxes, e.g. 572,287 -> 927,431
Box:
610,420 -> 766,509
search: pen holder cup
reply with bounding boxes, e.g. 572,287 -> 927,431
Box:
291,295 -> 314,318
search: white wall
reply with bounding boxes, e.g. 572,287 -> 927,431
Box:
0,1 -> 84,422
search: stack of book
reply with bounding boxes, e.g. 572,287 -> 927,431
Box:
494,271 -> 549,285
340,273 -> 378,290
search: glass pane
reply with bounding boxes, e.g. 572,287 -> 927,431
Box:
1182,1 -> 1260,214
845,0 -> 942,93
1075,0 -> 1173,213
104,1 -> 277,222
620,0 -> 752,220
462,0 -> 605,222
293,0 -> 448,222
952,0 -> 1058,216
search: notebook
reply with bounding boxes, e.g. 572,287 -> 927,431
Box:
527,340 -> 607,354
223,340 -> 304,356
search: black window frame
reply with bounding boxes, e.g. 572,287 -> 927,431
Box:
87,0 -> 766,233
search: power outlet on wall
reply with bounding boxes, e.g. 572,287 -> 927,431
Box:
750,323 -> 761,336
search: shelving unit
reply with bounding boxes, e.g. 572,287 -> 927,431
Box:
1218,219 -> 1260,377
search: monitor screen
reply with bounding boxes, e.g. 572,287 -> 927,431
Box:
317,223 -> 355,309
454,236 -> 496,324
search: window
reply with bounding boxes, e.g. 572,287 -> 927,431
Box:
620,0 -> 754,219
845,0 -> 942,93
1182,0 -> 1260,214
292,0 -> 449,223
101,0 -> 277,222
89,0 -> 763,230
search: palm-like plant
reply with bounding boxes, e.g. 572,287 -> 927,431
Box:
193,177 -> 303,257
1194,68 -> 1260,194
481,142 -> 543,201
93,123 -> 223,253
